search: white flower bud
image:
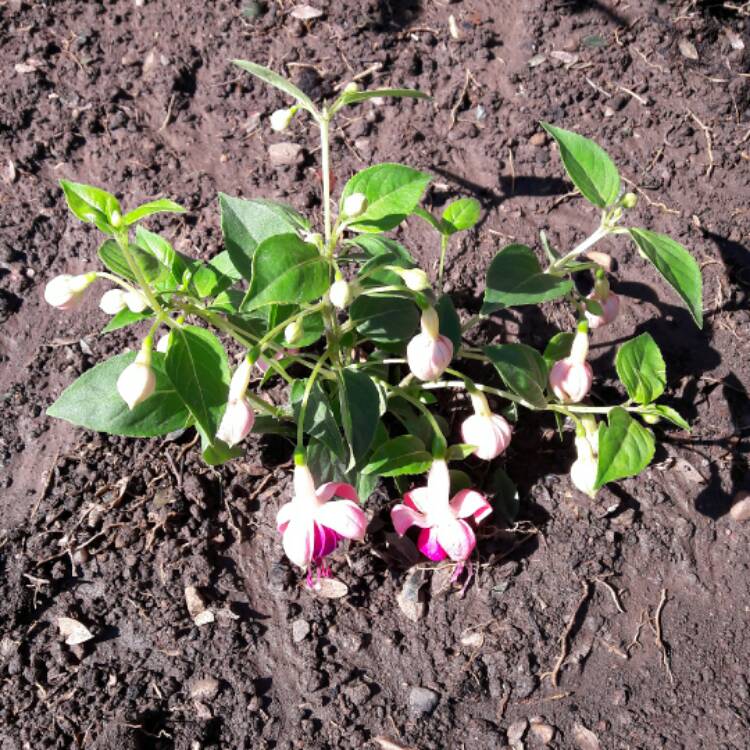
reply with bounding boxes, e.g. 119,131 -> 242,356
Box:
216,398 -> 255,447
44,273 -> 96,311
342,192 -> 368,219
116,347 -> 156,410
344,82 -> 359,93
124,290 -> 149,313
399,267 -> 430,291
155,333 -> 170,353
419,306 -> 441,340
110,210 -> 122,228
284,320 -> 303,345
270,108 -> 294,132
570,435 -> 598,498
99,289 -> 128,315
329,279 -> 353,309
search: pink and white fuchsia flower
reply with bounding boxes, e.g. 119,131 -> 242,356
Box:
548,324 -> 593,403
407,307 -> 453,382
216,357 -> 255,447
391,460 -> 491,574
461,391 -> 512,461
276,462 -> 367,578
585,272 -> 621,329
44,272 -> 97,311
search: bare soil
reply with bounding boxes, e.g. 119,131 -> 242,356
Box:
1,1 -> 749,748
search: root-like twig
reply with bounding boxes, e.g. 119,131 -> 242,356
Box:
688,109 -> 715,179
650,587 -> 675,684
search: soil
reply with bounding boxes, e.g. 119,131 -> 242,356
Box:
1,0 -> 750,748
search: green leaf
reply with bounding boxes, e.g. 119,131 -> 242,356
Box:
202,440 -> 243,466
165,326 -> 230,441
413,207 -> 443,233
485,343 -> 548,408
363,435 -> 432,477
98,239 -> 162,283
340,163 -> 431,233
47,352 -> 191,437
541,123 -> 621,208
482,244 -> 573,313
595,407 -> 655,488
489,467 -> 519,522
445,443 -> 476,462
60,180 -> 120,232
219,194 -> 310,280
192,251 -> 242,298
441,197 -> 481,234
123,198 -> 185,226
628,228 -> 703,327
291,380 -> 345,459
349,235 -> 417,285
135,226 -> 186,286
241,234 -> 328,312
639,404 -> 690,431
232,59 -> 318,114
349,294 -> 420,343
251,414 -> 296,438
338,368 -> 380,469
543,332 -> 575,369
335,87 -> 429,110
615,333 -> 666,404
436,294 -> 462,350
101,308 -> 153,334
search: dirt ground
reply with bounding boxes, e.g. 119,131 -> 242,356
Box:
1,0 -> 750,748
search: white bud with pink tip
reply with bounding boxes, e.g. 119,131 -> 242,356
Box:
548,324 -> 593,403
44,273 -> 96,311
461,391 -> 512,460
116,341 -> 156,410
407,307 -> 453,382
215,357 -> 256,447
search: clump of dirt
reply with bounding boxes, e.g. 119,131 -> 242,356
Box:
1,1 -> 749,748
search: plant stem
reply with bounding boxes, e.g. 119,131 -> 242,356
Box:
320,113 -> 332,247
297,352 -> 330,451
548,224 -> 609,273
388,385 -> 447,453
438,234 -> 448,285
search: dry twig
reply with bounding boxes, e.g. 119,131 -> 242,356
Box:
687,110 -> 715,178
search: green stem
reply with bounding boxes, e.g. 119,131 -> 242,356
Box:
245,391 -> 284,419
438,234 -> 448,285
385,384 -> 447,453
548,224 -> 609,273
320,113 -> 332,247
95,271 -> 138,294
297,352 -> 330,451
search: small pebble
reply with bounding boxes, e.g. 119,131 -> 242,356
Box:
507,718 -> 528,745
292,619 -> 310,643
408,686 -> 439,715
268,142 -> 305,166
729,491 -> 750,522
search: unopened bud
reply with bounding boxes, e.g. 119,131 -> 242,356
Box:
621,192 -> 638,209
344,82 -> 359,93
419,306 -> 440,340
216,397 -> 255,447
124,290 -> 149,313
329,279 -> 354,309
155,333 -> 170,353
44,272 -> 96,311
99,288 -> 128,315
342,192 -> 368,219
570,435 -> 598,498
229,357 -> 253,401
399,267 -> 430,292
116,344 -> 156,410
110,210 -> 122,228
642,413 -> 661,425
284,319 -> 303,345
270,108 -> 294,132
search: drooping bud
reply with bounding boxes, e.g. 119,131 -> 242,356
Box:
155,333 -> 171,353
343,82 -> 359,94
548,323 -> 593,403
228,357 -> 253,401
270,108 -> 295,132
342,192 -> 368,219
570,433 -> 598,498
329,279 -> 354,309
116,340 -> 156,410
461,391 -> 512,460
398,267 -> 431,292
44,273 -> 97,311
216,397 -> 255,447
407,307 -> 453,382
110,210 -> 122,228
585,291 -> 620,329
284,319 -> 304,346
124,290 -> 149,313
99,289 -> 128,315
621,192 -> 638,209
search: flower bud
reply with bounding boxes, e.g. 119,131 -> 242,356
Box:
124,290 -> 149,314
570,435 -> 598,498
99,289 -> 128,315
342,192 -> 368,219
461,394 -> 512,460
621,192 -> 638,209
580,413 -> 599,455
284,320 -> 303,345
270,108 -> 294,132
116,344 -> 156,410
399,267 -> 430,292
110,210 -> 122,228
585,290 -> 620,329
44,273 -> 96,311
548,326 -> 593,403
642,413 -> 661,425
343,82 -> 359,93
407,309 -> 453,382
229,357 -> 253,401
155,333 -> 170,353
216,397 -> 255,447
329,279 -> 353,309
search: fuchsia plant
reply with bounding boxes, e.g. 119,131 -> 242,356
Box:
45,61 -> 702,583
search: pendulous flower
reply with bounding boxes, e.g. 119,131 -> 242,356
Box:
570,427 -> 599,498
216,357 -> 255,447
44,273 -> 97,311
391,460 -> 491,569
276,460 -> 367,573
406,307 -> 453,382
549,323 -> 593,403
585,272 -> 620,329
460,391 -> 512,461
99,289 -> 127,315
116,340 -> 156,410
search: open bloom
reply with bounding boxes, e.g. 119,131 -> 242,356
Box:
117,342 -> 156,410
276,463 -> 367,570
216,357 -> 255,447
549,325 -> 593,403
461,392 -> 512,461
407,307 -> 453,382
391,460 -> 491,566
44,273 -> 96,311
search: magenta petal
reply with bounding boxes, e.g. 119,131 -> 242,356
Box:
417,527 -> 448,561
391,504 -> 429,536
312,522 -> 340,561
450,489 -> 493,524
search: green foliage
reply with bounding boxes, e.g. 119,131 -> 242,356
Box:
232,59 -> 318,115
123,198 -> 185,226
595,407 -> 655,488
615,333 -> 666,404
363,435 -> 433,477
61,180 -> 121,233
485,343 -> 548,408
441,198 -> 481,234
338,368 -> 381,469
98,239 -> 161,284
349,294 -> 420,343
